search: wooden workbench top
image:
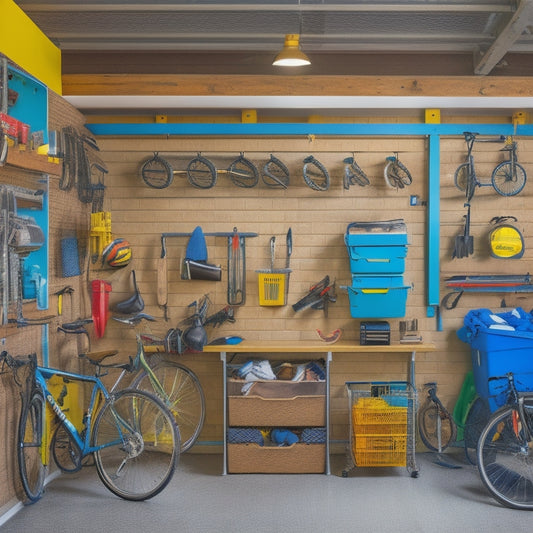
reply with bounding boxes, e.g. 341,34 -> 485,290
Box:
203,340 -> 436,353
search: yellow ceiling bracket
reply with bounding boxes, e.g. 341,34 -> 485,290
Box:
512,111 -> 527,127
155,115 -> 168,123
0,0 -> 61,94
425,109 -> 441,124
242,110 -> 257,123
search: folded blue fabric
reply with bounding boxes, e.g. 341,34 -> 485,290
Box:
271,428 -> 299,446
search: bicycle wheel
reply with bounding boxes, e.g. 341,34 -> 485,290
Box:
384,159 -> 412,189
262,154 -> 290,188
303,156 -> 330,191
186,154 -> 217,189
477,405 -> 533,510
51,421 -> 83,473
227,154 -> 259,188
463,396 -> 490,466
491,161 -> 527,197
418,399 -> 456,452
18,390 -> 46,503
92,389 -> 179,501
132,360 -> 205,452
140,153 -> 173,189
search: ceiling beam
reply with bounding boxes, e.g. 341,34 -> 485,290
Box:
18,3 -> 515,14
474,0 -> 533,75
62,73 -> 533,98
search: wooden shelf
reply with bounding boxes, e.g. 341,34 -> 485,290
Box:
6,147 -> 60,176
204,340 -> 436,354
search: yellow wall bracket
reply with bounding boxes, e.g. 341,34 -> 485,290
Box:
0,0 -> 62,94
242,110 -> 257,123
425,109 -> 441,124
512,111 -> 528,126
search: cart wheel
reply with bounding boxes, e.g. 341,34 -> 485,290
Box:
410,470 -> 419,478
342,470 -> 348,478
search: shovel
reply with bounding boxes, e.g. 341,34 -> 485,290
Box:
452,202 -> 474,259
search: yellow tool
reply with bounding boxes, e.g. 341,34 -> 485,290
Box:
55,286 -> 74,315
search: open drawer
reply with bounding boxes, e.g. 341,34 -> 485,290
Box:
228,442 -> 326,473
227,379 -> 326,426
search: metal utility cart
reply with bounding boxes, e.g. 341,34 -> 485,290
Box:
343,381 -> 419,478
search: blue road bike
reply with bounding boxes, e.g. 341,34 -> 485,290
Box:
1,350 -> 180,503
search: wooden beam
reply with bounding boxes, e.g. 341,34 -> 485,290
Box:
62,73 -> 533,98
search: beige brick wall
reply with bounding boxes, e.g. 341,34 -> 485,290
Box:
92,133 -> 533,453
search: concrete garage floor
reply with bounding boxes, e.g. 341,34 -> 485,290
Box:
1,451 -> 531,533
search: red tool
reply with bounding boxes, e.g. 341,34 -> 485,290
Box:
91,280 -> 112,338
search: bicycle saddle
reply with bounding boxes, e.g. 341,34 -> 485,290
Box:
114,270 -> 145,314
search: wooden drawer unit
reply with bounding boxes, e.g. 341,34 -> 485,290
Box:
228,443 -> 326,474
227,379 -> 326,427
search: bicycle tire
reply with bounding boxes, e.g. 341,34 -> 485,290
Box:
384,158 -> 412,189
262,154 -> 290,188
303,156 -> 330,191
140,153 -> 173,189
132,360 -> 205,452
491,161 -> 527,197
344,157 -> 370,188
477,405 -> 533,510
463,396 -> 490,466
418,398 -> 456,452
227,154 -> 259,188
51,421 -> 83,473
186,154 -> 217,189
454,162 -> 470,192
92,389 -> 180,501
18,389 -> 46,503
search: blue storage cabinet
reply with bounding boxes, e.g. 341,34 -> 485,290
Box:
469,329 -> 533,411
344,220 -> 409,319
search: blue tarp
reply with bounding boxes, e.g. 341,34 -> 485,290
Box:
458,307 -> 533,344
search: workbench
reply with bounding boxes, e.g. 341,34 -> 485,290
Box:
204,340 -> 436,475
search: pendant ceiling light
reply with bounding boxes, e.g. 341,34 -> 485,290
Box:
272,34 -> 311,67
272,0 -> 310,67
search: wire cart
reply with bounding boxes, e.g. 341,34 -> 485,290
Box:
343,381 -> 419,478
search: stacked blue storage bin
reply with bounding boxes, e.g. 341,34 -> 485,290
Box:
344,219 -> 409,318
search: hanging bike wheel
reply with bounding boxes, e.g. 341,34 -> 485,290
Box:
227,154 -> 259,188
491,161 -> 527,197
384,159 -> 412,189
140,153 -> 173,189
186,154 -> 217,189
417,399 -> 456,452
477,405 -> 533,510
132,360 -> 205,452
262,154 -> 290,188
18,390 -> 46,503
303,156 -> 330,191
92,389 -> 180,501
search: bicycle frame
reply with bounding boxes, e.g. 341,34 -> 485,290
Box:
35,365 -> 132,460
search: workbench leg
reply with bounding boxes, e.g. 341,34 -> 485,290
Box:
220,351 -> 227,475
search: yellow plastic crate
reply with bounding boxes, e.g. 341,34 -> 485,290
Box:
352,397 -> 407,426
258,272 -> 287,306
353,434 -> 407,467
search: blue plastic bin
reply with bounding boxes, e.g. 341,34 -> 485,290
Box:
345,276 -> 409,318
345,243 -> 408,274
344,221 -> 408,275
468,328 -> 533,411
